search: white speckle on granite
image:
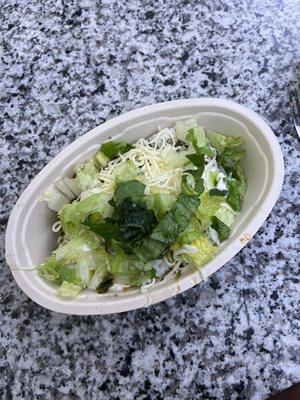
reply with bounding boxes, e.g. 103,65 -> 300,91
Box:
1,1 -> 299,399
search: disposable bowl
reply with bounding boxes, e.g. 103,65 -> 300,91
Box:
5,98 -> 284,315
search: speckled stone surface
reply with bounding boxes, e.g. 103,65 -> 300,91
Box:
1,1 -> 299,399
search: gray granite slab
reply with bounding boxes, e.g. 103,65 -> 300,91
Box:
0,1 -> 299,399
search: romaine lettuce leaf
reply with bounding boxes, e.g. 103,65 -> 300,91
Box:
134,193 -> 200,262
84,197 -> 157,248
36,255 -> 61,281
114,180 -> 146,207
153,193 -> 177,220
196,192 -> 224,228
174,236 -> 218,267
58,281 -> 82,298
207,131 -> 243,154
210,216 -> 230,242
114,160 -> 142,183
92,149 -> 110,168
175,118 -> 199,142
39,184 -> 70,212
186,127 -> 215,158
74,159 -> 99,191
100,140 -> 133,160
60,193 -> 113,234
215,204 -> 236,226
59,266 -> 82,285
226,178 -> 245,212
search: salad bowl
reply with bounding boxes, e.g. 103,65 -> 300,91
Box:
5,98 -> 284,314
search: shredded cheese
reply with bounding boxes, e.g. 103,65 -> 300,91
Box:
97,128 -> 186,197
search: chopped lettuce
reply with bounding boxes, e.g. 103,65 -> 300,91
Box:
215,203 -> 236,226
207,130 -> 243,154
175,118 -> 199,142
152,193 -> 177,220
134,193 -> 200,262
100,140 -> 133,160
38,120 -> 246,297
60,193 -> 113,235
114,180 -> 146,207
74,159 -> 99,191
58,281 -> 82,298
114,160 -> 142,183
37,255 -> 61,281
210,216 -> 230,242
173,236 -> 218,267
196,192 -> 224,228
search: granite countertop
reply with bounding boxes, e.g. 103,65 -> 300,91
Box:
1,1 -> 299,399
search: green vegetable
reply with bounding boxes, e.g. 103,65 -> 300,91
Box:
114,160 -> 141,183
36,256 -> 61,282
211,216 -> 230,242
96,275 -> 114,293
175,118 -> 199,142
60,193 -> 113,235
173,236 -> 217,267
114,180 -> 146,207
133,239 -> 167,263
186,128 -> 215,157
215,204 -> 236,227
84,197 -> 157,249
226,178 -> 245,212
186,127 -> 206,148
58,281 -> 82,298
150,194 -> 199,244
152,193 -> 176,220
207,131 -> 243,155
118,199 -> 157,244
100,140 -> 133,160
83,213 -> 121,241
93,150 -> 109,168
196,192 -> 224,228
59,266 -> 82,285
134,193 -> 200,262
209,188 -> 228,197
186,153 -> 205,173
74,159 -> 99,191
38,120 -> 247,297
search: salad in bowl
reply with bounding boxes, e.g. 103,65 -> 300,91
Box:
37,118 -> 246,298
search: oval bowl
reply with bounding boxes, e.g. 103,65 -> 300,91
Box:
5,98 -> 284,315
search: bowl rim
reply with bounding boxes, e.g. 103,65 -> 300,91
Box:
5,98 -> 284,315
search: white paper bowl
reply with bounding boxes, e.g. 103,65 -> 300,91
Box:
5,98 -> 284,315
